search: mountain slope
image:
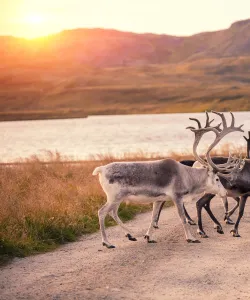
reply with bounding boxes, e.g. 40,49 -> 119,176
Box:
1,56 -> 250,120
1,19 -> 250,67
0,19 -> 250,120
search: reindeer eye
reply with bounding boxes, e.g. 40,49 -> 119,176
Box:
216,178 -> 219,181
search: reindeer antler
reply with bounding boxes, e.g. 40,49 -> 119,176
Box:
244,131 -> 250,159
205,111 -> 244,175
243,131 -> 250,142
187,111 -> 245,180
187,111 -> 220,167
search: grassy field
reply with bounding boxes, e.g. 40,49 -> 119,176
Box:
1,56 -> 250,121
0,144 -> 246,264
0,152 -> 169,264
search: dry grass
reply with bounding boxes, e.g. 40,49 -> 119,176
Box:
0,145 -> 246,263
0,152 -> 158,262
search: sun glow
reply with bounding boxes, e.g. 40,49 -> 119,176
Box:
18,12 -> 53,39
24,14 -> 45,25
2,0 -> 250,39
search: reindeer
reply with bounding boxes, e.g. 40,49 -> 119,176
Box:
92,112 -> 242,248
193,131 -> 250,232
154,113 -> 249,239
195,130 -> 250,238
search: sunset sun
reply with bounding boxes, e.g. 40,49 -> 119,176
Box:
20,13 -> 51,39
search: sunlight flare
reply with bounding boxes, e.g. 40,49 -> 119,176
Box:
18,12 -> 53,38
23,13 -> 45,25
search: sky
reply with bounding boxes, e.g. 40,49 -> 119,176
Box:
0,0 -> 250,38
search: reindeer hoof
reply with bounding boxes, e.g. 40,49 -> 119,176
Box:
225,218 -> 235,225
153,225 -> 159,229
125,234 -> 137,241
200,233 -> 209,238
102,242 -> 115,249
217,228 -> 224,234
197,230 -> 208,238
144,235 -> 157,243
187,239 -> 201,243
188,220 -> 196,226
214,225 -> 224,234
230,229 -> 241,237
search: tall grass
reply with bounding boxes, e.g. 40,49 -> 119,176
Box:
0,145 -> 245,263
0,152 -> 161,263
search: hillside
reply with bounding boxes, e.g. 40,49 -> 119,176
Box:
0,19 -> 250,120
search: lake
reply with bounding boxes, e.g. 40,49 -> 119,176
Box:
1,112 -> 250,162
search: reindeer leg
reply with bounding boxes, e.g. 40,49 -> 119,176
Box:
153,201 -> 165,228
145,201 -> 163,243
231,195 -> 248,237
109,204 -> 137,242
174,197 -> 200,243
183,203 -> 196,225
221,196 -> 229,222
225,197 -> 240,224
98,201 -> 117,248
203,199 -> 224,234
196,194 -> 215,238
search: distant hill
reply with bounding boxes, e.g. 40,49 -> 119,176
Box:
1,19 -> 250,67
0,19 -> 250,120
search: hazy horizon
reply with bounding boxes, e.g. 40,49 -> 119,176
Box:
1,0 -> 250,38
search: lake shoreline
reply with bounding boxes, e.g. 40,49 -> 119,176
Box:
1,109 -> 250,122
0,111 -> 88,122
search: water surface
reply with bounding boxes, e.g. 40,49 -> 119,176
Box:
1,112 -> 249,162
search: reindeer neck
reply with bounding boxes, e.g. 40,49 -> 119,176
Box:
184,167 -> 208,190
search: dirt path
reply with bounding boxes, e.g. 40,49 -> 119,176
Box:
1,198 -> 250,300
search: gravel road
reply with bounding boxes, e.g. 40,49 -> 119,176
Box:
1,198 -> 250,300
